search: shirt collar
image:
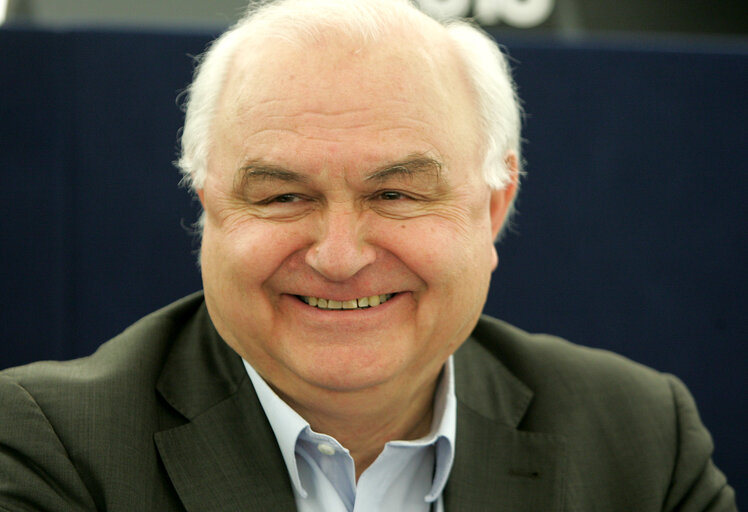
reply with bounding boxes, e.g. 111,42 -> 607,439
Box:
385,357 -> 456,501
243,359 -> 310,496
243,357 -> 457,501
428,357 -> 457,500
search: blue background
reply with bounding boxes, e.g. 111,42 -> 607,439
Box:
1,27 -> 745,498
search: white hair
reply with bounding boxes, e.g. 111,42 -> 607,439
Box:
177,0 -> 522,198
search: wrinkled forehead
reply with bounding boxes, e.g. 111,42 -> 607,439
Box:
216,26 -> 479,141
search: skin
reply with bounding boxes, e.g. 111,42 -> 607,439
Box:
197,25 -> 517,477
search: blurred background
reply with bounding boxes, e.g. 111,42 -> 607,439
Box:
1,0 -> 746,504
2,0 -> 747,37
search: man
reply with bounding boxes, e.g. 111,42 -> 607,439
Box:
0,0 -> 736,510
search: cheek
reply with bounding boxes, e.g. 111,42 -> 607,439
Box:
202,218 -> 312,286
404,200 -> 493,258
377,217 -> 487,286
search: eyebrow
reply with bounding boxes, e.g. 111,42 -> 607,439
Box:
365,156 -> 443,183
235,162 -> 311,192
235,155 -> 442,191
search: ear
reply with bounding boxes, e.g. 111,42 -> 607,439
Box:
196,189 -> 206,208
489,152 -> 519,240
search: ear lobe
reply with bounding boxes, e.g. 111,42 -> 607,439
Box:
197,189 -> 206,208
490,243 -> 499,271
489,152 -> 519,240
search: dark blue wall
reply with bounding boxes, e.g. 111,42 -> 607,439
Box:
1,27 -> 745,500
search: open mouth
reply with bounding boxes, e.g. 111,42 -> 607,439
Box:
298,293 -> 395,310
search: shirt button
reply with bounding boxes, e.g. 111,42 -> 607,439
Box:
317,443 -> 336,455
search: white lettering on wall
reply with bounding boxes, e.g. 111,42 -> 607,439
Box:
417,0 -> 470,20
502,0 -> 554,28
473,0 -> 505,25
417,0 -> 555,28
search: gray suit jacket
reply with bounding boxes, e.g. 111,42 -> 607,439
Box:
0,293 -> 736,511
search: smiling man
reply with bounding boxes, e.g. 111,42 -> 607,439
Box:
0,0 -> 737,511
195,6 -> 512,482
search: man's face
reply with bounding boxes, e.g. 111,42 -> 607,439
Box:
198,34 -> 515,399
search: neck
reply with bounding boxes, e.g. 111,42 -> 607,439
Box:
275,370 -> 441,479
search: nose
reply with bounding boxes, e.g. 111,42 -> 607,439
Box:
305,207 -> 376,281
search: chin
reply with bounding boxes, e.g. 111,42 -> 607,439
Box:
293,355 -> 404,394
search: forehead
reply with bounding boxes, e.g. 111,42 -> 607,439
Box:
212,29 -> 481,176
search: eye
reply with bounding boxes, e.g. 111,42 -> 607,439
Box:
252,192 -> 311,209
378,190 -> 408,201
255,193 -> 306,206
271,193 -> 302,203
249,192 -> 316,221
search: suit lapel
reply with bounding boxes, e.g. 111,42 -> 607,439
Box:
150,302 -> 566,511
445,335 -> 566,511
153,304 -> 297,511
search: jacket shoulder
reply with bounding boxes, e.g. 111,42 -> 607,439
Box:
0,292 -> 209,510
459,315 -> 735,510
466,314 -> 669,397
458,314 -> 680,440
0,292 -> 210,451
1,292 -> 206,391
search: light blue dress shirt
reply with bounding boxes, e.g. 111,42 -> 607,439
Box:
243,358 -> 456,512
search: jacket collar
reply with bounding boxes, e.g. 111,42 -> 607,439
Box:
154,302 -> 297,511
153,302 -> 565,511
445,324 -> 567,511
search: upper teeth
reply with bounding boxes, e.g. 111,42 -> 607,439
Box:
301,294 -> 394,310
